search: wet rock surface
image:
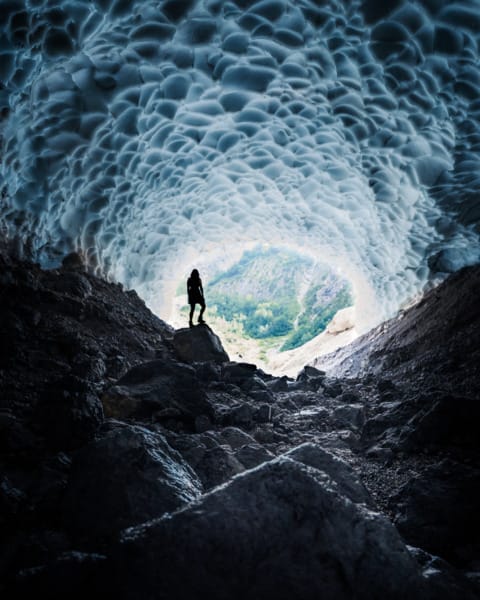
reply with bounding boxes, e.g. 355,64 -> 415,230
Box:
1,254 -> 479,599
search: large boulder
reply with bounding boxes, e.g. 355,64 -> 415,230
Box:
166,428 -> 274,489
102,358 -> 213,427
173,325 -> 229,363
62,422 -> 202,545
285,443 -> 373,506
111,457 -> 430,599
391,460 -> 480,567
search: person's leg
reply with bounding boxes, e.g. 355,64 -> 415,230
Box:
189,304 -> 195,326
198,300 -> 206,323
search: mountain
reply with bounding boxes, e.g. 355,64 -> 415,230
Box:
206,246 -> 353,350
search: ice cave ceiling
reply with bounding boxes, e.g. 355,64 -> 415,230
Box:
0,0 -> 479,328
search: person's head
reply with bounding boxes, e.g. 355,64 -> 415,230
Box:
190,269 -> 200,281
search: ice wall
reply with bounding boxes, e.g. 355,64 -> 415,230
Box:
1,0 -> 479,328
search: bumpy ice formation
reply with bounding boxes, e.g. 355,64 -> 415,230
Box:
1,0 -> 479,328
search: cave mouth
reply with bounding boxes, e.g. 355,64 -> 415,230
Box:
166,243 -> 357,374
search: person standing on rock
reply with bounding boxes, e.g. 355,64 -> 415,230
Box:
187,269 -> 206,326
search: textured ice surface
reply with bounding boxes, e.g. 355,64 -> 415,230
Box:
1,0 -> 479,328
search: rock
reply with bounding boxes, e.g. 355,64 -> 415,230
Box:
365,444 -> 394,462
193,361 -> 222,382
112,457 -> 429,599
323,380 -> 343,397
221,361 -> 257,382
332,404 -> 366,431
35,376 -> 103,450
254,403 -> 273,423
265,375 -> 291,392
219,426 -> 256,449
102,358 -> 213,428
191,445 -> 245,490
52,272 -> 92,299
61,252 -> 86,271
228,403 -> 254,428
377,378 -> 396,394
194,414 -> 212,433
12,551 -> 108,600
391,460 -> 480,567
399,394 -> 480,451
173,325 -> 229,363
296,365 -> 326,391
241,375 -> 274,402
62,422 -> 202,544
234,443 -> 274,469
285,443 -> 373,506
253,425 -> 275,444
339,390 -> 361,403
407,546 -> 479,600
298,365 -> 326,379
165,430 -> 246,490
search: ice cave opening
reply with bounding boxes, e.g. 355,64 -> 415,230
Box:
165,243 -> 359,374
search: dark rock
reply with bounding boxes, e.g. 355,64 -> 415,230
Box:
228,403 -> 254,428
365,444 -> 394,462
285,443 -> 373,506
190,445 -> 244,490
378,378 -> 396,393
298,365 -> 326,379
62,423 -> 202,545
265,375 -> 291,392
219,426 -> 257,449
35,376 -> 103,450
194,414 -> 212,433
61,252 -> 86,271
51,272 -> 92,299
391,460 -> 480,567
165,431 -> 245,490
12,551 -> 108,600
102,358 -> 212,427
253,425 -> 275,444
221,361 -> 257,382
399,394 -> 480,451
113,458 -> 428,600
234,443 -> 274,469
173,325 -> 229,364
0,412 -> 40,454
193,361 -> 222,382
332,404 -> 366,431
105,354 -> 129,379
323,380 -> 343,397
241,375 -> 274,402
407,545 -> 479,600
254,403 -> 273,423
296,365 -> 326,391
339,390 -> 361,403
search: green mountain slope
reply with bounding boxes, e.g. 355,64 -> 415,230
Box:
205,246 -> 353,351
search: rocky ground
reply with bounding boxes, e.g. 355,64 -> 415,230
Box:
1,251 -> 479,599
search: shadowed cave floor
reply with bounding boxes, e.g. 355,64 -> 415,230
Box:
1,251 -> 479,599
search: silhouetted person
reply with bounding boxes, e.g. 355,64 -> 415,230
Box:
187,269 -> 206,326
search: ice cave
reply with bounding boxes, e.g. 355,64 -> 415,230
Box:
1,1 -> 480,599
1,0 -> 480,330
